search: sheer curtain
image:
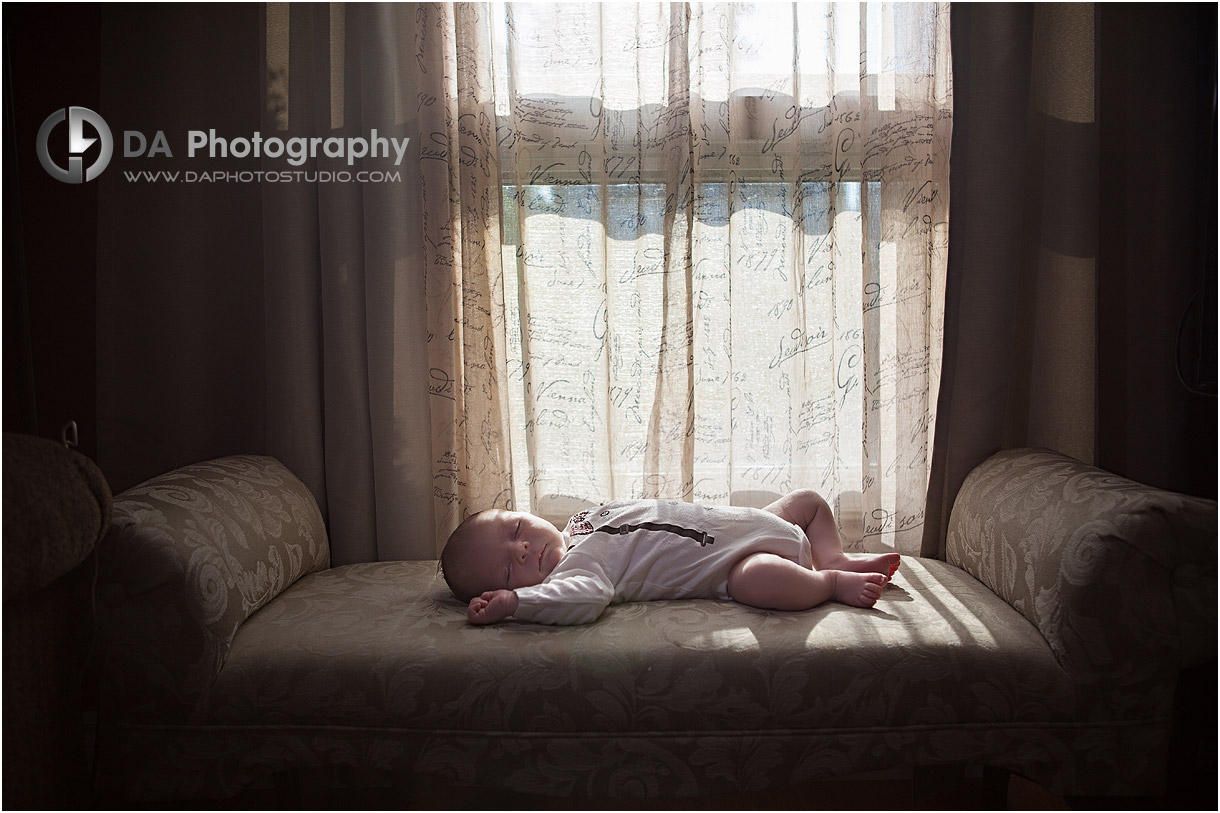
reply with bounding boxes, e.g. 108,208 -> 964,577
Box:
415,3 -> 952,555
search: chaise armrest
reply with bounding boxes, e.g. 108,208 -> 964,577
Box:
96,456 -> 329,724
946,448 -> 1217,719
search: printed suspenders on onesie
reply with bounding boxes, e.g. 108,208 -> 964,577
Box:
565,505 -> 716,548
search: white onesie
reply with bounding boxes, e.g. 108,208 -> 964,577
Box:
513,499 -> 813,625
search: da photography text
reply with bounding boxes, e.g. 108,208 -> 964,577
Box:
125,129 -> 411,167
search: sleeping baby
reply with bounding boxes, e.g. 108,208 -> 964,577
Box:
440,490 -> 899,625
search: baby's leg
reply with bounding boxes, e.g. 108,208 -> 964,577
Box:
727,553 -> 887,611
763,489 -> 900,578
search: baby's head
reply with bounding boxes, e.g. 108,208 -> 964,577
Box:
440,509 -> 566,601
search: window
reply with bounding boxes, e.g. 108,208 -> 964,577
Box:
441,3 -> 951,552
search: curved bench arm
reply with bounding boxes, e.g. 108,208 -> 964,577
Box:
946,448 -> 1217,718
96,455 -> 329,723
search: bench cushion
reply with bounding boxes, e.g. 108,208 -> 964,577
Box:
211,558 -> 1072,730
129,555 -> 1137,798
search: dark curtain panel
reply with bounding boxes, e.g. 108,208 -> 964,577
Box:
96,5 -> 436,563
1096,3 -> 1217,498
96,5 -> 267,494
924,2 -> 1216,556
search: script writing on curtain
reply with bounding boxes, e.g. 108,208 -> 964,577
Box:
422,3 -> 952,554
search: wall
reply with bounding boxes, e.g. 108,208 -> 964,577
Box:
3,4 -> 102,459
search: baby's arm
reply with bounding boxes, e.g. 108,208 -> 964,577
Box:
467,589 -> 519,625
466,556 -> 615,626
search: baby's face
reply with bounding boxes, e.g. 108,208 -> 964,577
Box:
455,510 -> 566,595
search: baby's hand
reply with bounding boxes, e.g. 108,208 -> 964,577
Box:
467,589 -> 519,625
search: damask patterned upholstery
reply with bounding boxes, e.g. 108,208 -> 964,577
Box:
96,456 -> 329,724
946,448 -> 1217,723
95,450 -> 1216,800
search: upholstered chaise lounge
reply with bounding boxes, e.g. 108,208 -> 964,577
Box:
93,448 -> 1216,801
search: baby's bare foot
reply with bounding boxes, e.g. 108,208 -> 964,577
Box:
823,552 -> 901,578
831,571 -> 889,608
